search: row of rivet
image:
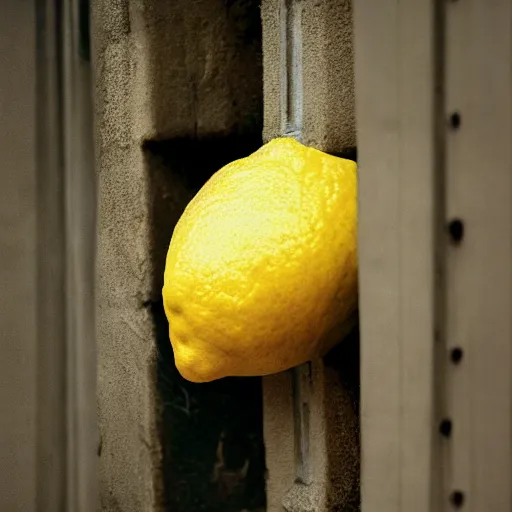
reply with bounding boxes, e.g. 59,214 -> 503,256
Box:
442,55 -> 465,508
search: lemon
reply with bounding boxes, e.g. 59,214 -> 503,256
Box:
162,137 -> 358,383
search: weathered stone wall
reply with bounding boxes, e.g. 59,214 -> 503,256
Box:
93,0 -> 358,510
92,1 -> 264,510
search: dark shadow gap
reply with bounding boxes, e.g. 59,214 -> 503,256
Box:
144,135 -> 266,512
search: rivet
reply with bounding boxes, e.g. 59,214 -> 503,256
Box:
450,490 -> 465,508
449,111 -> 462,129
448,219 -> 464,243
450,347 -> 464,364
439,419 -> 452,438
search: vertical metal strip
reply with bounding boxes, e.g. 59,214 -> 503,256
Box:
292,363 -> 312,486
281,0 -> 303,138
280,0 -> 313,497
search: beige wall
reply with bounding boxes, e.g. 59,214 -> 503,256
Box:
0,2 -> 37,511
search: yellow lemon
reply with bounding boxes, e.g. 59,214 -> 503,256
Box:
163,137 -> 358,383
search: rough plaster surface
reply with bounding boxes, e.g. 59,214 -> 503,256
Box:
92,1 -> 263,510
264,342 -> 360,512
262,0 -> 356,152
261,2 -> 359,509
130,0 -> 262,140
92,7 -> 162,503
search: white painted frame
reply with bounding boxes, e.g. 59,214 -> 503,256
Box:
356,0 -> 512,511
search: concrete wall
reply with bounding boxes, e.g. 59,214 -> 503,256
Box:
93,0 -> 358,510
